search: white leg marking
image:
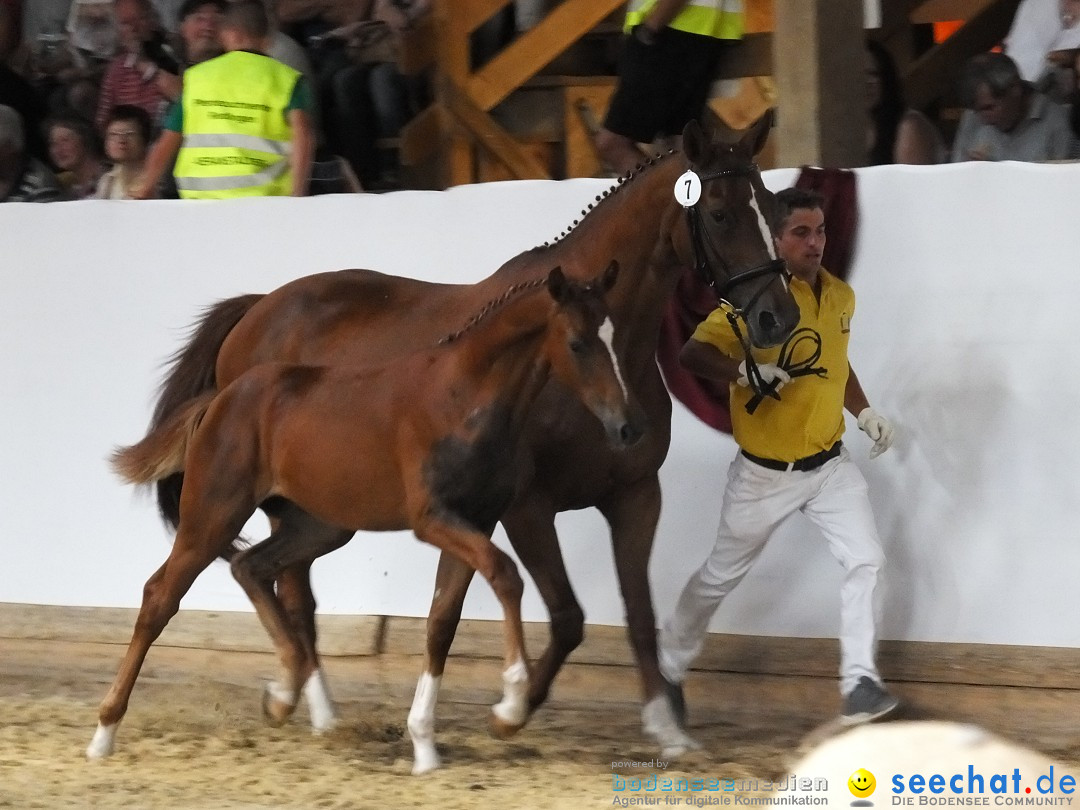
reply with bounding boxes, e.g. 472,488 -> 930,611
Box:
266,680 -> 298,707
599,318 -> 629,402
86,722 -> 118,759
304,669 -> 338,733
407,672 -> 443,775
492,657 -> 529,727
641,695 -> 701,759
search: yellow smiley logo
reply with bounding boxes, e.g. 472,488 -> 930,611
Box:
848,768 -> 876,798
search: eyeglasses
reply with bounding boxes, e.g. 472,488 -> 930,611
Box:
106,129 -> 140,139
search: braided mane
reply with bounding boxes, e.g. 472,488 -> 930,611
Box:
526,150 -> 681,253
437,276 -> 549,345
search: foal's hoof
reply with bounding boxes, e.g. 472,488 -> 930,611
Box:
261,682 -> 297,727
489,710 -> 526,740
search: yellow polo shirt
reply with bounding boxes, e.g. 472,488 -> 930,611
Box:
692,269 -> 854,461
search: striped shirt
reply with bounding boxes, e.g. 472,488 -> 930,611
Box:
94,57 -> 171,133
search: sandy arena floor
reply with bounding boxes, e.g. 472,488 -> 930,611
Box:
1,637 -> 1077,809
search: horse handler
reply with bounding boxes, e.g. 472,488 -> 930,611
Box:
658,187 -> 900,726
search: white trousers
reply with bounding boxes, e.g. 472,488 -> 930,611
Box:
659,446 -> 885,696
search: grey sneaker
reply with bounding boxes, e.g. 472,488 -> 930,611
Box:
664,678 -> 687,729
841,676 -> 900,725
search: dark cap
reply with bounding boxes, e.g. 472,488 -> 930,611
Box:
178,0 -> 227,24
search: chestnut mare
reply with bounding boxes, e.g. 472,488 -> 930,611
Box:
133,116 -> 799,767
89,265 -> 641,759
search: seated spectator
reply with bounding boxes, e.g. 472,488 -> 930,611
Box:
175,0 -> 225,66
135,0 -> 315,198
1005,0 -> 1080,86
95,0 -> 183,133
1,7 -> 49,161
312,0 -> 428,187
1041,0 -> 1080,100
46,113 -> 105,198
0,103 -> 64,201
95,103 -> 154,197
1069,48 -> 1080,138
950,51 -> 1078,162
0,1 -> 31,76
865,39 -> 946,165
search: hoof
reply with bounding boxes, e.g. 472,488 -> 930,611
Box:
311,714 -> 338,735
261,683 -> 296,727
86,723 -> 117,759
489,710 -> 526,740
411,750 -> 442,775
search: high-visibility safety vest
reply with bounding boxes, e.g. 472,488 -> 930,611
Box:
174,50 -> 299,199
624,0 -> 745,40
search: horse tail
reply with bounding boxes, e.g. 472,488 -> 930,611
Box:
150,294 -> 263,528
111,392 -> 216,485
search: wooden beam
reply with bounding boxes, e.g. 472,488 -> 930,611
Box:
8,604 -> 1080,691
911,0 -> 994,24
904,0 -> 1022,108
397,12 -> 436,76
399,103 -> 444,166
442,79 -> 551,179
467,0 -> 626,111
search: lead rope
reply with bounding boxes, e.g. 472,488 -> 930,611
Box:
743,327 -> 827,414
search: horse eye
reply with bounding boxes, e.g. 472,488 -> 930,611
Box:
711,210 -> 727,225
569,338 -> 586,354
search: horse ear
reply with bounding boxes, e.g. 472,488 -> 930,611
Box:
682,118 -> 708,165
601,260 -> 619,292
547,266 -> 569,302
742,108 -> 775,158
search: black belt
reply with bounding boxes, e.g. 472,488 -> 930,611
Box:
741,442 -> 842,473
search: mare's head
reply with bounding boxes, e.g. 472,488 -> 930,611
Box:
676,112 -> 800,348
544,262 -> 643,448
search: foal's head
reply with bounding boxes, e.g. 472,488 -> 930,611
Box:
677,112 -> 801,349
544,262 -> 643,448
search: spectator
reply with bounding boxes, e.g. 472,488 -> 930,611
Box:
1041,0 -> 1080,100
95,0 -> 182,133
1004,0 -> 1080,84
135,0 -> 315,198
335,0 -> 429,187
0,103 -> 63,201
279,0 -> 378,184
1,6 -> 49,161
95,103 -> 153,197
657,187 -> 899,729
175,0 -> 225,66
865,39 -> 945,165
1069,48 -> 1080,138
950,51 -> 1077,162
0,1 -> 31,75
46,113 -> 104,198
595,0 -> 745,175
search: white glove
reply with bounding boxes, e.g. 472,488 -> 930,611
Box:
737,359 -> 791,392
857,407 -> 895,459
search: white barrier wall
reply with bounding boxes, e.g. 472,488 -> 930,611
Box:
2,162 -> 1079,647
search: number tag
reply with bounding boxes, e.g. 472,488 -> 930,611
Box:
675,170 -> 701,207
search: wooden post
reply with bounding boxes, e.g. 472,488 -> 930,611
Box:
773,0 -> 867,168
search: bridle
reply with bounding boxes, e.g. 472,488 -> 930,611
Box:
684,163 -> 790,404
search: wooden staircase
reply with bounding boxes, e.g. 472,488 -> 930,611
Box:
389,0 -> 1026,187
